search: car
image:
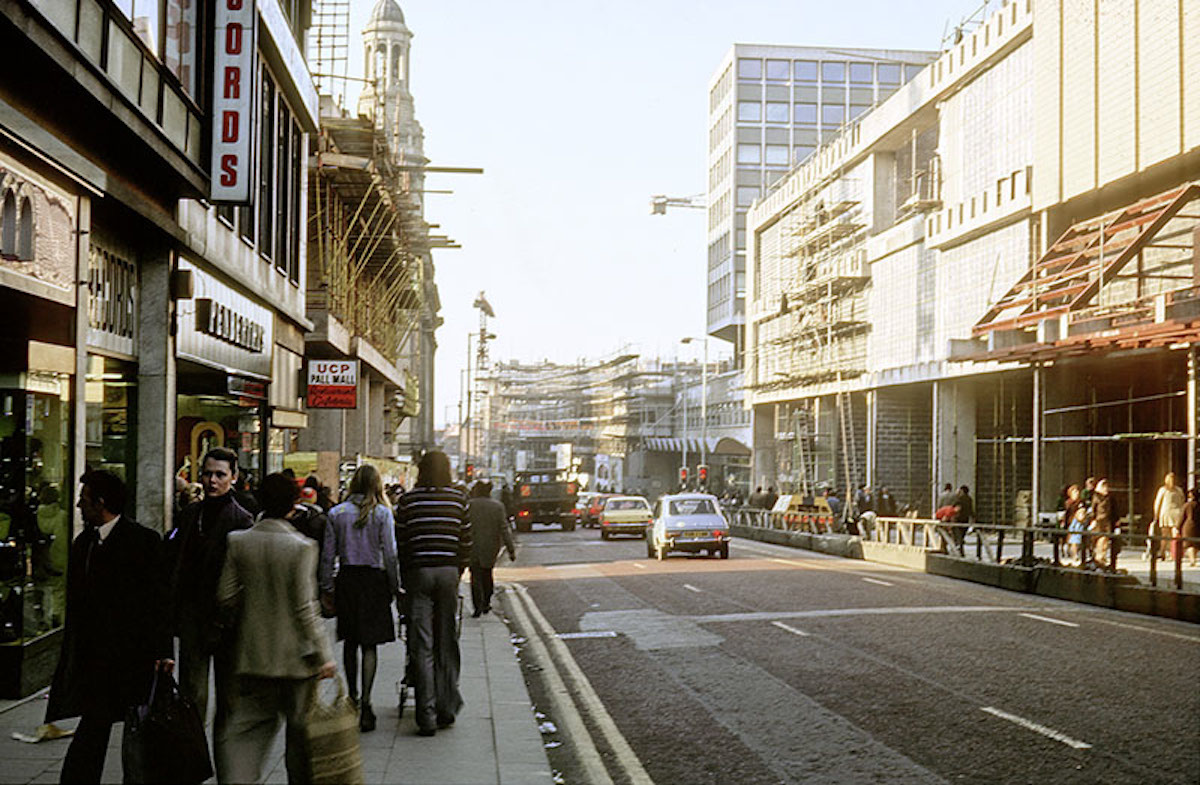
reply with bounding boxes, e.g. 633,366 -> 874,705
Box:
573,491 -> 600,526
583,493 -> 616,528
598,495 -> 652,539
647,493 -> 730,560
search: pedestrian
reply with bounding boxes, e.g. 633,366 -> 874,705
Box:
320,464 -> 401,732
1060,484 -> 1082,559
1180,488 -> 1199,567
215,473 -> 337,784
46,471 -> 173,784
954,485 -> 975,543
316,483 -> 335,513
467,481 -> 516,617
395,451 -> 472,737
1149,471 -> 1184,561
764,486 -> 779,510
1091,477 -> 1120,568
876,486 -> 897,518
500,482 -> 515,520
166,448 -> 253,736
233,471 -> 262,516
1067,504 -> 1088,565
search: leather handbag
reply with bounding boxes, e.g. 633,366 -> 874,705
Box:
122,669 -> 213,784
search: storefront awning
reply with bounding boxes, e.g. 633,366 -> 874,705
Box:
643,436 -> 751,456
965,182 -> 1200,363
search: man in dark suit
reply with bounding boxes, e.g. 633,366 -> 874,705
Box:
467,481 -> 516,617
46,470 -> 173,784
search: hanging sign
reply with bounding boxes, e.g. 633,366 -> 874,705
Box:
210,0 -> 256,202
307,360 -> 358,409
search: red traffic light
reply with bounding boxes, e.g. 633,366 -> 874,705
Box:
698,465 -> 708,484
679,467 -> 688,483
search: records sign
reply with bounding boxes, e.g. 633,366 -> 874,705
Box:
210,0 -> 256,203
307,360 -> 358,409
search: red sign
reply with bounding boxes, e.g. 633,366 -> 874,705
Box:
307,360 -> 358,409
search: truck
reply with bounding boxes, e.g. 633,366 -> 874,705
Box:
512,470 -> 579,532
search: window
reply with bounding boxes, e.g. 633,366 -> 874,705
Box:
0,191 -> 14,256
736,144 -> 761,164
18,197 -> 32,260
112,0 -> 160,56
821,61 -> 845,82
765,144 -> 789,165
737,101 -> 761,122
258,71 -> 275,256
765,102 -> 788,122
737,58 -> 761,79
849,104 -> 870,120
794,60 -> 817,81
275,99 -> 290,270
289,123 -> 302,283
822,104 -> 845,125
849,63 -> 873,84
793,102 -> 817,124
765,59 -> 790,80
736,186 -> 760,207
163,0 -> 198,97
905,64 -> 923,82
878,63 -> 901,84
793,145 -> 814,163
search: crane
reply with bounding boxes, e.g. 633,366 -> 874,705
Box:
650,193 -> 706,215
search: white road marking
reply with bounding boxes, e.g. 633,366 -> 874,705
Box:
1019,613 -> 1079,628
980,706 -> 1092,749
683,584 -> 703,593
770,557 -> 809,567
546,563 -> 593,570
771,621 -> 810,637
1086,616 -> 1200,643
862,577 -> 894,587
692,605 -> 1041,623
632,563 -> 647,570
558,630 -> 618,639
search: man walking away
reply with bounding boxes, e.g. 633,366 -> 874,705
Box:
396,451 -> 472,737
47,471 -> 173,784
467,481 -> 515,617
166,448 -> 252,735
216,474 -> 336,784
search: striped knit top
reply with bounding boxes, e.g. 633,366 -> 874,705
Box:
395,485 -> 473,569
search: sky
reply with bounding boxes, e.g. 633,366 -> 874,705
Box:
339,0 -> 979,429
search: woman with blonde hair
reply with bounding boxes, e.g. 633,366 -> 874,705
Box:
319,464 -> 401,731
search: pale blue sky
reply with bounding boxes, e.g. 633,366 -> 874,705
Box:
340,0 -> 979,427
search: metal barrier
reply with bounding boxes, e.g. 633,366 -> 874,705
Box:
722,504 -> 1199,592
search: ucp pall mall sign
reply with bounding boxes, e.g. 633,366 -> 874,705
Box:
210,0 -> 256,203
307,360 -> 359,409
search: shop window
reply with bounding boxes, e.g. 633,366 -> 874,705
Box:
17,198 -> 32,260
85,355 -> 136,487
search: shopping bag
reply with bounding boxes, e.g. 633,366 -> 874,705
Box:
306,677 -> 364,785
122,669 -> 213,784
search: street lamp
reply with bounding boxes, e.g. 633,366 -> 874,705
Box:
681,336 -> 708,484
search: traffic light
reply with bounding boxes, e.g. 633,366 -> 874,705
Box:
464,462 -> 474,481
679,466 -> 688,485
698,465 -> 708,485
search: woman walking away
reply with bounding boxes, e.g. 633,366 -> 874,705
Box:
320,464 -> 401,732
396,451 -> 472,737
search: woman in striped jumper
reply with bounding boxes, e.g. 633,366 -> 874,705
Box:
395,451 -> 473,736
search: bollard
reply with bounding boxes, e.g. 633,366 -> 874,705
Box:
997,529 -> 1005,563
1175,543 -> 1184,590
1051,529 -> 1061,566
1148,537 -> 1156,586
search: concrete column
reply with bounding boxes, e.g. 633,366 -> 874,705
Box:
71,195 -> 90,536
752,403 -> 776,489
865,389 -> 877,488
1032,363 -> 1042,522
933,379 -> 977,514
136,250 -> 176,532
1189,346 -> 1197,491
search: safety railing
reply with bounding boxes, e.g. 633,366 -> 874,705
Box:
723,504 -> 1199,592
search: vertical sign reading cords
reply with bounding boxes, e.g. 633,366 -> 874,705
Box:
210,0 -> 256,202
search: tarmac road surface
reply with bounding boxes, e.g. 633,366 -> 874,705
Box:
498,526 -> 1200,785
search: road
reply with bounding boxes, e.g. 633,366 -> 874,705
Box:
495,524 -> 1200,785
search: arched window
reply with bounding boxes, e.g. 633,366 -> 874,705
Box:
1,191 -> 15,257
18,197 -> 32,260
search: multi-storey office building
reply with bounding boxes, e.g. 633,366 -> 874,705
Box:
746,0 -> 1200,526
0,0 -> 316,694
706,44 -> 938,354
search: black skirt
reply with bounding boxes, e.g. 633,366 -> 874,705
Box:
334,565 -> 395,645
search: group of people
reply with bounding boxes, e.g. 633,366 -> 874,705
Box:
47,446 -> 505,784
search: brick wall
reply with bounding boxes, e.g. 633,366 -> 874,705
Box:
874,384 -> 933,512
974,372 -> 1033,525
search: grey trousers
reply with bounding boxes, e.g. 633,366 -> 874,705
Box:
216,675 -> 316,784
178,620 -> 234,735
408,565 -> 464,731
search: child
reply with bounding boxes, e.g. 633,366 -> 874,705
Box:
1067,505 -> 1087,565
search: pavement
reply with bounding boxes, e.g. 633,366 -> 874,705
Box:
0,594 -> 555,785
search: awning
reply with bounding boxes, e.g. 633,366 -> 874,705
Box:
643,437 -> 751,456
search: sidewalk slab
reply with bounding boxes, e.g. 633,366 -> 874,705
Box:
0,599 -> 553,785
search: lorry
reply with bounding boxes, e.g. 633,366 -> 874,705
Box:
513,470 -> 579,532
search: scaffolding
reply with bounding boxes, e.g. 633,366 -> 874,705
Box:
309,0 -> 351,108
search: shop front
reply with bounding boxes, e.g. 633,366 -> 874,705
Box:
174,260 -> 274,490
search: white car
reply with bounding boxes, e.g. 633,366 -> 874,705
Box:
647,493 -> 730,560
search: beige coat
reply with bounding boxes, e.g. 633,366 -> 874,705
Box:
217,518 -> 333,679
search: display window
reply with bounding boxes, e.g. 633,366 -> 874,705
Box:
84,355 -> 136,483
0,372 -> 72,644
176,394 -> 262,487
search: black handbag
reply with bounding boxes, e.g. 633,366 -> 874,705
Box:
122,669 -> 213,784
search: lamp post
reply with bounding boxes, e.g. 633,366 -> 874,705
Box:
681,336 -> 709,480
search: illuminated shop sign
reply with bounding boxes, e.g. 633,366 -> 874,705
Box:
210,0 -> 256,202
306,360 -> 358,409
195,298 -> 265,353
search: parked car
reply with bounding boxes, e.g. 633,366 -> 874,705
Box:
598,496 -> 652,539
647,493 -> 730,560
573,492 -> 600,526
583,493 -> 616,528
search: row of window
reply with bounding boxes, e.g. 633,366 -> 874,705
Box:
0,190 -> 34,261
739,101 -> 871,126
708,232 -> 731,272
708,191 -> 732,231
216,65 -> 303,284
736,144 -> 818,167
709,63 -> 733,113
709,105 -> 733,154
737,58 -> 924,85
709,148 -> 732,192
